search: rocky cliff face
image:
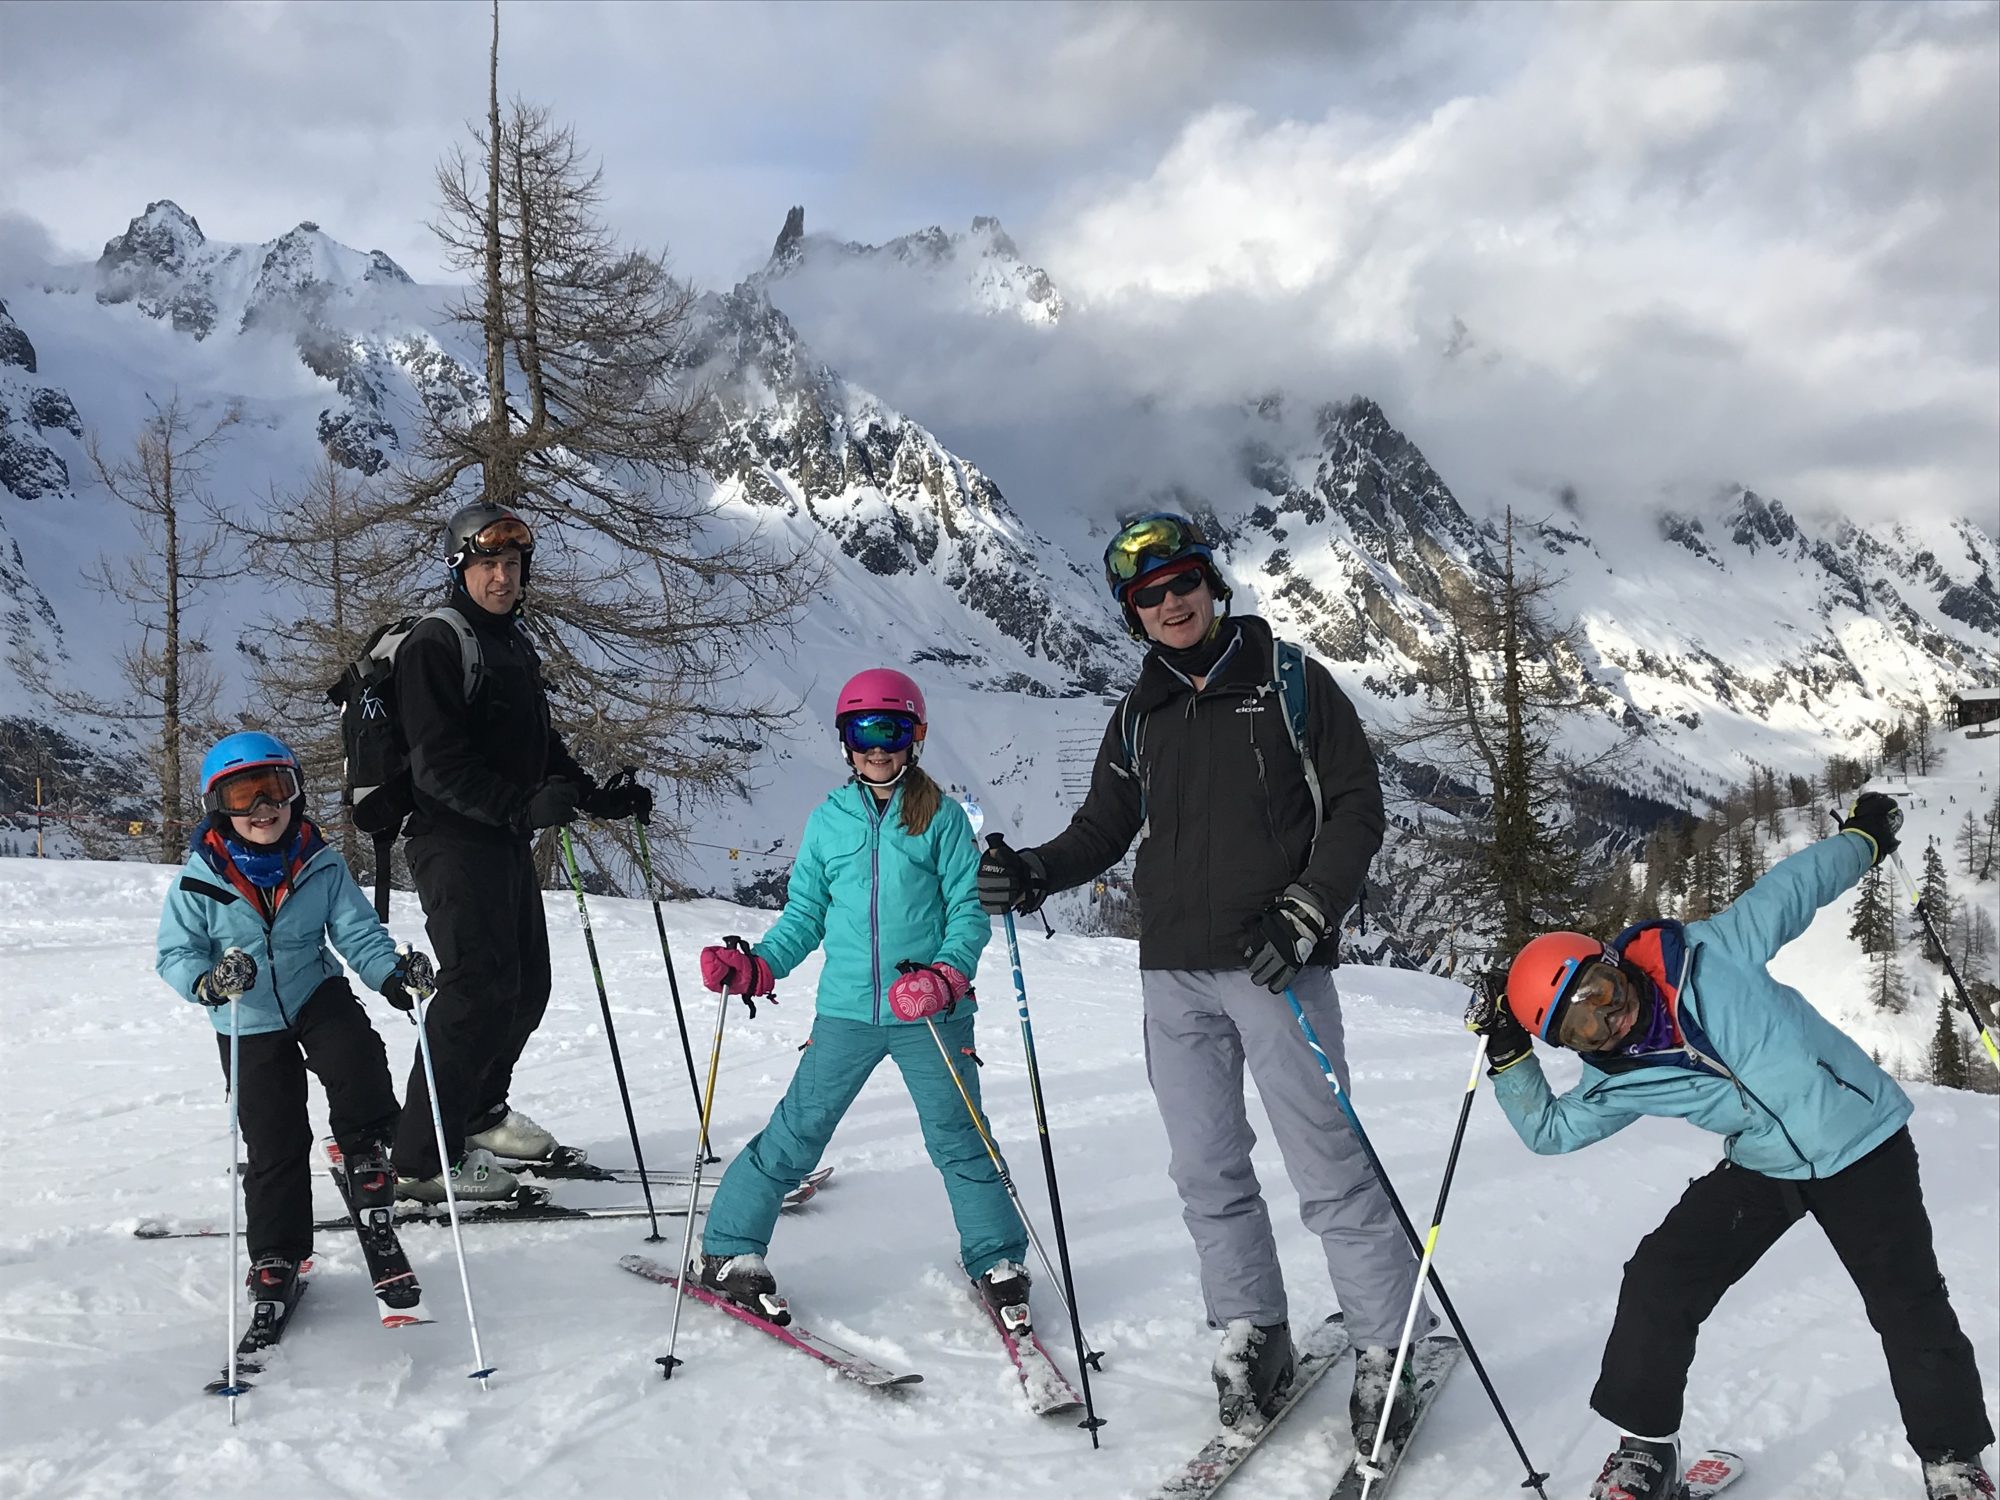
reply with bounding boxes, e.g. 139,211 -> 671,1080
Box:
755,206 -> 1065,324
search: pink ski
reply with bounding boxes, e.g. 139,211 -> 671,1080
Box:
967,1280 -> 1084,1416
619,1255 -> 921,1390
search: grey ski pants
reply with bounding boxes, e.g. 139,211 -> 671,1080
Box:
1141,965 -> 1429,1347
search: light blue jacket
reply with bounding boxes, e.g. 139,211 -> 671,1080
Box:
753,780 -> 988,1026
156,822 -> 403,1036
1492,831 -> 1913,1180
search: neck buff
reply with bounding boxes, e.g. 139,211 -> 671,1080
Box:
1157,615 -> 1241,680
225,820 -> 301,890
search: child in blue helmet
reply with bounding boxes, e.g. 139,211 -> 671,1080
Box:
155,731 -> 435,1308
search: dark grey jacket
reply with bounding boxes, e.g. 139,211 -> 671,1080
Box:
1032,615 -> 1385,970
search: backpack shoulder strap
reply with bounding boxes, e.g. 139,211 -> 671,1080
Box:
1113,690 -> 1149,825
1273,638 -> 1323,828
421,606 -> 483,702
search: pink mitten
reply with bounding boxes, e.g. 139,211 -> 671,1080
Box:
699,945 -> 773,996
888,962 -> 971,1021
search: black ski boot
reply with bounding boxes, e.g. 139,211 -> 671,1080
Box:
976,1259 -> 1032,1335
342,1140 -> 398,1213
1588,1435 -> 1681,1500
246,1252 -> 301,1307
1350,1344 -> 1421,1456
695,1253 -> 789,1325
1213,1318 -> 1295,1429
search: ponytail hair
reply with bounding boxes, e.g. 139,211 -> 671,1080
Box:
897,763 -> 943,838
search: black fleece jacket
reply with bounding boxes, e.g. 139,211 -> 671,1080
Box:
396,586 -> 589,843
1032,615 -> 1384,970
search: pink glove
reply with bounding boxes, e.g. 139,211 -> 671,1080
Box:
888,962 -> 971,1021
699,945 -> 774,996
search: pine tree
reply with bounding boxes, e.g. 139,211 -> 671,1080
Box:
1869,940 -> 1908,1014
1730,822 -> 1765,902
1849,863 -> 1894,955
1686,822 -> 1725,920
1914,839 -> 1952,966
1956,808 -> 1984,878
1958,903 -> 1996,985
1929,996 -> 1968,1088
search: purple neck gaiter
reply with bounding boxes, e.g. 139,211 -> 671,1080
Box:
1614,970 -> 1677,1057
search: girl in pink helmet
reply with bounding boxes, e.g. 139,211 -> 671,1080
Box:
692,668 -> 1032,1329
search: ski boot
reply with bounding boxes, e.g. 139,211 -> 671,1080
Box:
465,1106 -> 558,1162
1213,1318 -> 1296,1429
695,1253 -> 790,1325
340,1139 -> 398,1212
1350,1343 -> 1421,1457
1924,1454 -> 1997,1500
246,1252 -> 301,1307
1588,1435 -> 1681,1500
976,1260 -> 1032,1335
396,1146 -> 520,1204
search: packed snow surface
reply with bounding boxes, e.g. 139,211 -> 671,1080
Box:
0,839 -> 1994,1499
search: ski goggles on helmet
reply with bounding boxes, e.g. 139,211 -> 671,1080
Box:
205,764 -> 301,816
1542,955 -> 1621,1044
1127,563 -> 1207,611
464,515 -> 534,557
838,711 -> 919,754
1104,515 -> 1209,590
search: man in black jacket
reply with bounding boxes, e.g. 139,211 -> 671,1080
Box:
979,513 -> 1430,1444
391,502 -> 650,1202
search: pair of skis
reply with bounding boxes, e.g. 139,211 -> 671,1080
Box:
204,1154 -> 431,1394
618,1255 -> 1086,1417
1147,1312 -> 1744,1500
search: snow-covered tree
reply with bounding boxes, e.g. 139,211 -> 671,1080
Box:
1849,863 -> 1895,956
1929,996 -> 1968,1088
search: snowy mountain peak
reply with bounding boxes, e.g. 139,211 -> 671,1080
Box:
98,199 -> 207,275
754,207 -> 1065,324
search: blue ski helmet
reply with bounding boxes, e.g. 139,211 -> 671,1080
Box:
199,732 -> 300,798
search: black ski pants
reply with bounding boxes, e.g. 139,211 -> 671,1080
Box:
1592,1127 -> 1992,1460
394,833 -> 551,1178
215,976 -> 400,1261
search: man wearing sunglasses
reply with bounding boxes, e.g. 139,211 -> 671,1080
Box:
979,512 -> 1430,1444
1471,795 -> 1993,1500
388,501 -> 651,1201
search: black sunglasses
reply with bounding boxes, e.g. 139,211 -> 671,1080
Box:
1129,568 -> 1206,610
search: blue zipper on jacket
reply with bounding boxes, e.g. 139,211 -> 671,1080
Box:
861,783 -> 884,1026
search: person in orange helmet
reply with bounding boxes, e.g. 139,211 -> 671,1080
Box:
1469,796 -> 1992,1500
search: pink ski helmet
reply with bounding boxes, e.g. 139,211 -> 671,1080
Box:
835,667 -> 926,723
834,667 -> 928,763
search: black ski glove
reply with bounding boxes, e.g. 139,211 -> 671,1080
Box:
586,777 -> 654,825
522,778 -> 583,831
977,837 -> 1048,916
380,948 -> 436,1014
1465,986 -> 1533,1075
1839,792 -> 1902,867
195,947 -> 257,1007
1242,883 -> 1329,993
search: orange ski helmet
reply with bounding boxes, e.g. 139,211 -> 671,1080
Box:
1506,931 -> 1607,1042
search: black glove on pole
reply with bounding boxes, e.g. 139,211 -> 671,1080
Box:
523,779 -> 582,831
1465,986 -> 1533,1074
1838,791 -> 1903,866
1242,884 -> 1328,993
977,835 -> 1048,916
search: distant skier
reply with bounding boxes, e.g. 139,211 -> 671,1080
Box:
693,669 -> 1032,1327
977,513 -> 1432,1447
155,732 -> 434,1312
1471,795 -> 1994,1500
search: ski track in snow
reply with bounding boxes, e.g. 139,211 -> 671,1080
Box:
2,778 -> 1996,1500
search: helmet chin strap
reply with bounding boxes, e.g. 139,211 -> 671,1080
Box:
844,750 -> 912,786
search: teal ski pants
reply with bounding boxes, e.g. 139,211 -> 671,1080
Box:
702,1010 -> 1027,1279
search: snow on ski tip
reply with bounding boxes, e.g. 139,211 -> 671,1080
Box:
619,1255 -> 922,1390
1680,1449 -> 1746,1500
963,1277 -> 1083,1417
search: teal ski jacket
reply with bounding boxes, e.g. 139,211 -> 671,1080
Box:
1492,830 -> 1913,1180
156,819 -> 403,1037
752,780 -> 988,1026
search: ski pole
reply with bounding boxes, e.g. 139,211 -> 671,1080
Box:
559,827 -> 666,1239
1284,987 -> 1550,1498
915,993 -> 1107,1444
215,994 -> 246,1422
998,908 -> 1108,1413
632,813 -> 718,1162
659,937 -> 755,1380
1359,1032 -> 1489,1497
1889,850 -> 2000,1076
410,983 -> 495,1389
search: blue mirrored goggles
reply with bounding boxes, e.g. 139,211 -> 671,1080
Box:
838,712 -> 918,754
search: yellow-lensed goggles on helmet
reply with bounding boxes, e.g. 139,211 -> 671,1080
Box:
467,516 -> 534,556
1104,515 -> 1203,585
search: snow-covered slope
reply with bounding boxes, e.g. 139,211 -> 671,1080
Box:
0,849 -> 1993,1498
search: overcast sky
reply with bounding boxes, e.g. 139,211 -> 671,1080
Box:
2,0 -> 1995,529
